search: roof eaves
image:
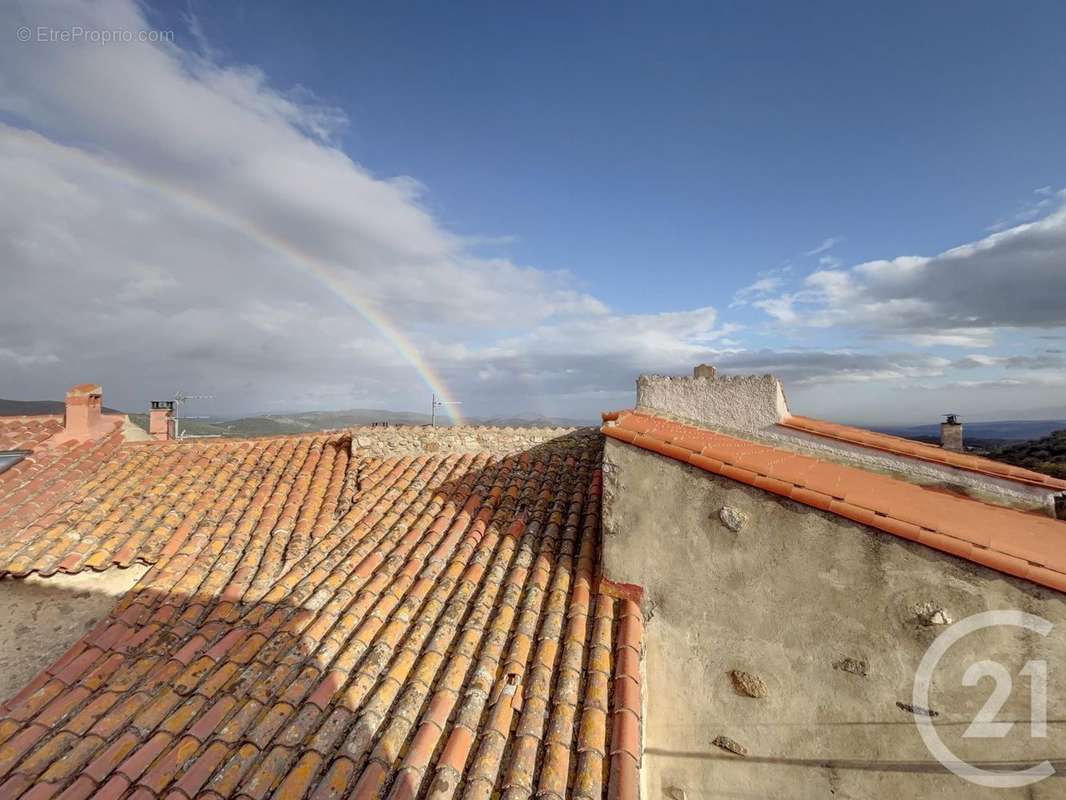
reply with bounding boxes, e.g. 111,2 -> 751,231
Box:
604,410 -> 1066,594
782,415 -> 1066,491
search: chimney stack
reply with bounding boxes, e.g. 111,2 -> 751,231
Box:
149,400 -> 175,441
941,414 -> 964,452
64,384 -> 103,439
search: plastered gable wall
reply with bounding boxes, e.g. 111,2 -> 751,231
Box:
601,437 -> 1066,800
636,373 -> 789,432
633,369 -> 1058,514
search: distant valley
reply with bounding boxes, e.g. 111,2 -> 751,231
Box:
123,408 -> 596,438
875,419 -> 1066,447
5,397 -> 1064,479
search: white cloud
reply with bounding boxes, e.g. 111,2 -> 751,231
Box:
731,276 -> 781,307
1,0 -> 1062,424
986,186 -> 1063,232
805,236 -> 844,256
754,204 -> 1066,346
0,0 -> 730,418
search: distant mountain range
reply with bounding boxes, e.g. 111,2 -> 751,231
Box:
0,398 -> 123,416
4,397 -> 1060,445
875,419 -> 1066,444
120,408 -> 596,438
0,398 -> 593,434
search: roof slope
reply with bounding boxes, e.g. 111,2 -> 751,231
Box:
604,410 -> 1066,592
0,434 -> 353,578
0,439 -> 643,800
0,417 -> 64,451
0,417 -> 126,539
782,414 -> 1066,490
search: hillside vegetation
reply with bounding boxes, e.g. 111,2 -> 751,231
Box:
992,430 -> 1066,479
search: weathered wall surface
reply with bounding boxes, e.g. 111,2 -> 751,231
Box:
350,425 -> 600,457
0,566 -> 147,701
636,374 -> 789,432
602,437 -> 1066,799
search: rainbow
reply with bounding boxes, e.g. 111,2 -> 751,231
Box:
6,127 -> 464,423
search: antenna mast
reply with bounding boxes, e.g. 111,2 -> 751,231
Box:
173,391 -> 217,439
430,393 -> 462,428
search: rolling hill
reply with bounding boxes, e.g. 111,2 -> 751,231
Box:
991,430 -> 1066,480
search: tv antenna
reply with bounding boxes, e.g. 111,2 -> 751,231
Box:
173,391 -> 218,439
430,393 -> 462,428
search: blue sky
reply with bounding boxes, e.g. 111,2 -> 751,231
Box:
2,0 -> 1066,424
154,1 -> 1066,310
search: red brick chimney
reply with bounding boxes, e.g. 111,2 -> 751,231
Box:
64,383 -> 104,438
149,400 -> 175,441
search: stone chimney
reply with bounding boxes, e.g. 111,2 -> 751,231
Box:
149,400 -> 175,441
940,414 -> 964,452
636,364 -> 790,432
64,383 -> 103,439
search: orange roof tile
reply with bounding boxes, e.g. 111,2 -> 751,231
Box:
782,414 -> 1066,491
0,416 -> 125,540
0,433 -> 354,577
0,417 -> 64,452
605,410 -> 1066,593
0,436 -> 643,800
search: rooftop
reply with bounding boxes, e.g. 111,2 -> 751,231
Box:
604,409 -> 1066,591
0,416 -> 127,543
1,371 -> 1064,799
0,426 -> 642,800
782,414 -> 1066,491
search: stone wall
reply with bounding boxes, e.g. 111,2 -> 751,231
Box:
636,372 -> 789,432
602,436 -> 1066,800
349,425 -> 600,457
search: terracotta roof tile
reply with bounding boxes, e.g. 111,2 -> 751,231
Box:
783,414 -> 1066,490
0,433 -> 644,799
606,410 -> 1066,593
0,416 -> 127,539
0,433 -> 352,578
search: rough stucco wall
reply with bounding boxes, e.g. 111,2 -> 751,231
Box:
0,566 -> 147,701
119,415 -> 153,442
350,426 -> 599,457
602,438 -> 1066,799
636,374 -> 788,432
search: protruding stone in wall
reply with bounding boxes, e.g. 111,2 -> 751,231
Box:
832,657 -> 869,677
718,506 -> 748,533
712,735 -> 749,757
729,670 -> 768,698
912,601 -> 952,627
637,367 -> 789,432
